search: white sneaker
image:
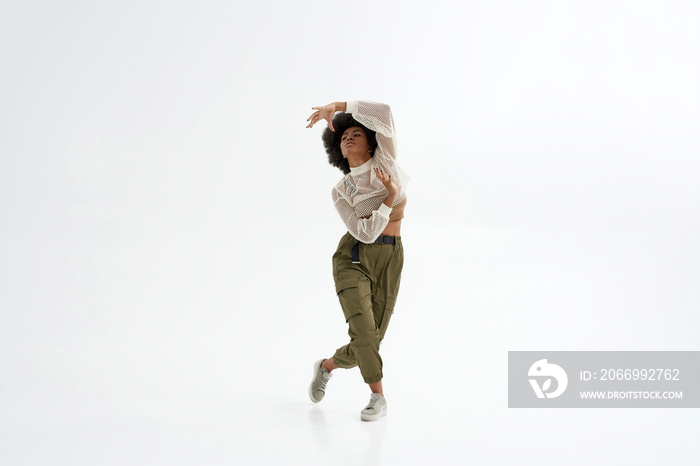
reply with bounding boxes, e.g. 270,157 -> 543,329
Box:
360,393 -> 387,421
308,359 -> 333,403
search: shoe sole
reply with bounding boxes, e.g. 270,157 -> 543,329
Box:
308,359 -> 325,403
361,405 -> 387,422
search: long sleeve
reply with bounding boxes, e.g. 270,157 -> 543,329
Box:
331,100 -> 408,243
346,100 -> 397,161
332,186 -> 392,244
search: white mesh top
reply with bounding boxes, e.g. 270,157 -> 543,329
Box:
332,100 -> 409,244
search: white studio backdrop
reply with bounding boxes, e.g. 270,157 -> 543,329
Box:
1,1 -> 698,465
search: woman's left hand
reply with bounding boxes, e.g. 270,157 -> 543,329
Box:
306,103 -> 337,131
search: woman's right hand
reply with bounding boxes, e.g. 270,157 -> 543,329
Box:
374,167 -> 398,206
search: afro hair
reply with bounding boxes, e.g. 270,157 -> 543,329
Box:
322,112 -> 378,175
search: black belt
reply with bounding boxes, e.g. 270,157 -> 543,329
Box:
351,235 -> 396,264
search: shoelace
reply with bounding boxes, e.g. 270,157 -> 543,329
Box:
365,397 -> 380,410
318,371 -> 330,391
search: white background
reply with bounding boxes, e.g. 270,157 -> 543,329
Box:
1,1 -> 698,465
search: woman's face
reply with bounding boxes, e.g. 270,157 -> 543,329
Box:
340,126 -> 371,159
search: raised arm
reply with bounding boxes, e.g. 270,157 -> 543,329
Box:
346,101 -> 397,160
307,100 -> 398,161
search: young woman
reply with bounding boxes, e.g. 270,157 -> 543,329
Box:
306,100 -> 408,421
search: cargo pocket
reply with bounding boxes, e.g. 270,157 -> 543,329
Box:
336,277 -> 372,323
378,298 -> 396,341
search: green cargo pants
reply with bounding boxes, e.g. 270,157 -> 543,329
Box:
331,232 -> 404,384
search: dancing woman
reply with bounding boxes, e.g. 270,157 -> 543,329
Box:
306,100 -> 408,421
